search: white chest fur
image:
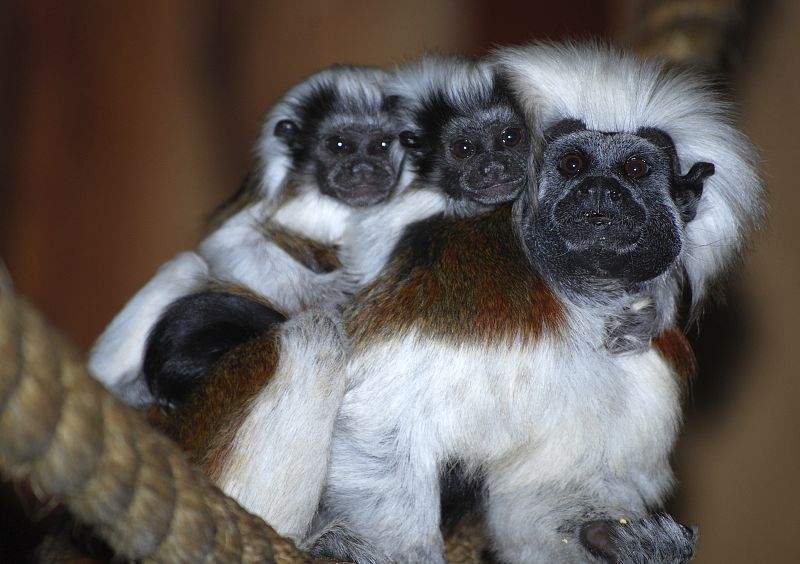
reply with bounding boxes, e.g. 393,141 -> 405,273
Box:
271,189 -> 354,244
337,330 -> 681,502
339,187 -> 448,286
198,188 -> 354,313
316,326 -> 682,560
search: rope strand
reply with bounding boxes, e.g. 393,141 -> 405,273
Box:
0,284 -> 311,563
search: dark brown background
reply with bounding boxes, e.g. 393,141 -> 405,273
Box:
1,1 -> 798,562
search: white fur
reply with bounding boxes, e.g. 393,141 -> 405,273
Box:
217,310 -> 349,542
493,42 -> 764,309
91,184 -> 360,405
220,300 -> 682,562
317,305 -> 681,562
388,55 -> 496,129
88,252 -> 209,407
340,186 -> 448,287
199,185 -> 357,312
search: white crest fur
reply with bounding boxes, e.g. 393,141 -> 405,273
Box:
388,55 -> 496,124
493,42 -> 764,310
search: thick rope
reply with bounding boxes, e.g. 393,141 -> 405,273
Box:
0,280 -> 313,563
622,0 -> 746,72
0,277 -> 484,563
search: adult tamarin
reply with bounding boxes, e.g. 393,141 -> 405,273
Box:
158,43 -> 763,563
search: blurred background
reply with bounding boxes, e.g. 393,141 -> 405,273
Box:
0,1 -> 797,561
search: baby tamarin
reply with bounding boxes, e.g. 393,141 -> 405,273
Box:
90,65 -> 406,406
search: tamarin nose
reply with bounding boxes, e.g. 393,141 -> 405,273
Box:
573,178 -> 626,225
482,161 -> 506,177
574,178 -> 623,206
351,162 -> 377,178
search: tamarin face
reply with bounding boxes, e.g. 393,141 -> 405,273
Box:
523,120 -> 714,288
430,101 -> 529,205
273,76 -> 403,207
395,62 -> 531,207
494,41 -> 763,311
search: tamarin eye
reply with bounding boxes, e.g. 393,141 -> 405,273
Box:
499,127 -> 522,147
624,157 -> 651,179
452,138 -> 477,159
559,152 -> 585,175
326,136 -> 355,155
373,138 -> 393,152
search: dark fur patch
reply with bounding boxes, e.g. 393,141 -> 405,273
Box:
439,460 -> 485,535
544,118 -> 587,142
288,83 -> 339,167
653,327 -> 697,383
262,223 -> 342,274
346,205 -> 566,347
308,521 -> 385,563
381,94 -> 401,113
143,290 -> 286,406
580,514 -> 698,563
162,329 -> 283,480
412,90 -> 458,177
635,127 -> 679,166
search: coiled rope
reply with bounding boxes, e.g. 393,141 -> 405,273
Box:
0,275 -> 314,563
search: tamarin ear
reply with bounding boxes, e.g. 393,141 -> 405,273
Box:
673,161 -> 715,222
399,130 -> 425,151
143,290 -> 285,405
273,119 -> 303,152
273,118 -> 299,139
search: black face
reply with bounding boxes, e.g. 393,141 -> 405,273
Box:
400,89 -> 530,206
273,85 -> 402,208
310,122 -> 399,206
522,120 -> 714,287
440,109 -> 529,205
